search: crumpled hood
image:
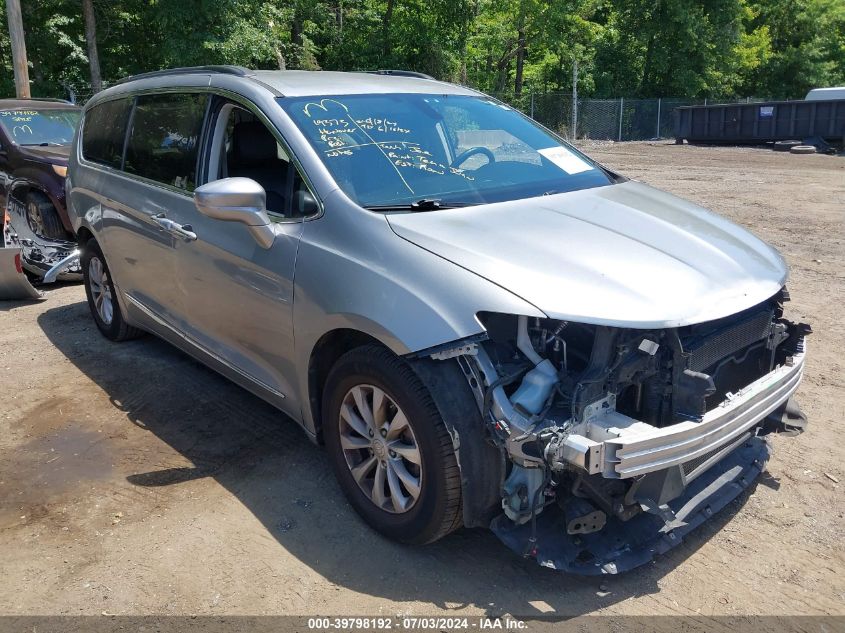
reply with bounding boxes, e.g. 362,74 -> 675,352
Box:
386,181 -> 788,327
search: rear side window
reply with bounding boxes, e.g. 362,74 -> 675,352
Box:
124,93 -> 207,191
82,98 -> 133,168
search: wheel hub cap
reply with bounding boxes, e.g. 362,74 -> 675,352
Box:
26,200 -> 45,236
338,384 -> 422,514
372,438 -> 387,460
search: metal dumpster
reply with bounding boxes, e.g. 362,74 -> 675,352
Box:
674,99 -> 845,144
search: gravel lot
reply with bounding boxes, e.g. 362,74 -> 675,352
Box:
1,142 -> 843,622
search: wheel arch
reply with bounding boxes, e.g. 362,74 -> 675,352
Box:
307,327 -> 505,529
7,175 -> 69,232
76,226 -> 94,249
77,229 -> 136,331
307,327 -> 391,443
7,179 -> 50,206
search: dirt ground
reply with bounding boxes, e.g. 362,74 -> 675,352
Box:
0,142 -> 843,622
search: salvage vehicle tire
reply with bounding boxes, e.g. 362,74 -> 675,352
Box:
773,140 -> 802,152
25,191 -> 67,240
789,145 -> 817,155
323,345 -> 463,544
82,239 -> 144,342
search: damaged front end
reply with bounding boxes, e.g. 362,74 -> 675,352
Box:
1,190 -> 80,299
450,288 -> 809,574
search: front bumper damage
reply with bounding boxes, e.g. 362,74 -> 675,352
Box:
558,347 -> 805,480
0,192 -> 80,299
492,434 -> 771,574
0,247 -> 44,300
449,294 -> 808,574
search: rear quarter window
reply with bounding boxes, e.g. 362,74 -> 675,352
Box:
123,93 -> 207,191
82,98 -> 133,168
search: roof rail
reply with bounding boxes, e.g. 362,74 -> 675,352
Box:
115,65 -> 253,86
366,69 -> 435,80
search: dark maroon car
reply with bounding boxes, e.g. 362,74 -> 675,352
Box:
0,99 -> 82,279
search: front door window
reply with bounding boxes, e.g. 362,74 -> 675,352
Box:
206,102 -> 317,220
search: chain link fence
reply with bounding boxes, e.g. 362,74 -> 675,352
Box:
491,91 -> 773,141
62,83 -> 103,105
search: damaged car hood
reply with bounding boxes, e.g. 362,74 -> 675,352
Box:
386,181 -> 788,328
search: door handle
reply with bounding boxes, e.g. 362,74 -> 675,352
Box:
150,213 -> 197,242
171,223 -> 197,242
151,213 -> 168,230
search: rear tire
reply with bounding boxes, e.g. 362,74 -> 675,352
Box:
323,345 -> 463,544
25,191 -> 67,240
82,239 -> 144,342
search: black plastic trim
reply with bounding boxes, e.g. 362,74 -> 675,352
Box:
114,65 -> 253,86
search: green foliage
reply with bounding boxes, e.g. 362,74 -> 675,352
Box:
1,0 -> 843,100
0,2 -> 11,97
744,0 -> 845,98
590,0 -> 773,98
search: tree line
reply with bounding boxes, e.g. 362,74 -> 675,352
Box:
2,0 -> 844,101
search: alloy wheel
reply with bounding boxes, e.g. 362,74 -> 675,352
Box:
25,199 -> 46,237
338,384 -> 423,514
88,256 -> 114,325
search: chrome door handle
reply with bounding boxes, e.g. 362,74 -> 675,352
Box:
172,223 -> 197,242
150,213 -> 197,242
151,213 -> 168,230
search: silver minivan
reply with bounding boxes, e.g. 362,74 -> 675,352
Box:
67,66 -> 810,574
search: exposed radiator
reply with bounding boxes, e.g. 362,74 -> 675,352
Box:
686,309 -> 774,372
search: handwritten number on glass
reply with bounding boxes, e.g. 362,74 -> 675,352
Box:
301,99 -> 473,193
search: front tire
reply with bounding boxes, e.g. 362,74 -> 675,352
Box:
82,239 -> 143,342
25,191 -> 67,240
323,345 -> 463,544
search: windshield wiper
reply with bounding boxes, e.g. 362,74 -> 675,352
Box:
363,198 -> 476,212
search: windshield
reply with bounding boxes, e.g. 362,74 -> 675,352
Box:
279,94 -> 613,208
0,108 -> 81,146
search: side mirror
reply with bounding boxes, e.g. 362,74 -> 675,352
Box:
294,189 -> 319,217
193,177 -> 274,249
